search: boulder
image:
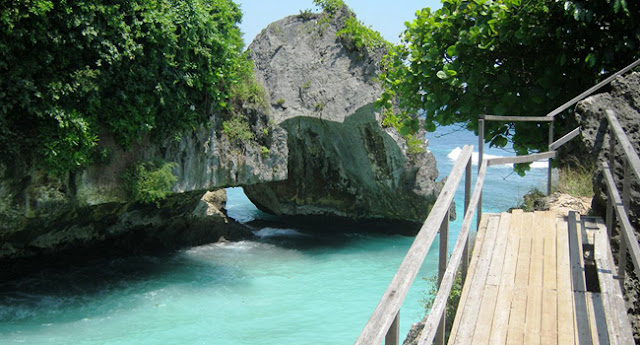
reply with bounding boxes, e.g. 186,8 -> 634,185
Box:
243,7 -> 443,230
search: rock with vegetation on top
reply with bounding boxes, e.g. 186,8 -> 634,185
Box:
0,112 -> 286,268
243,5 -> 444,231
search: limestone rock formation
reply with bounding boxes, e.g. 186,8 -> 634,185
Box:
573,71 -> 640,339
0,111 -> 287,264
243,7 -> 443,230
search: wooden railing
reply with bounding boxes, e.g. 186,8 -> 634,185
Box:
354,145 -> 474,345
478,58 -> 640,209
354,146 -> 556,345
355,59 -> 640,345
601,109 -> 640,284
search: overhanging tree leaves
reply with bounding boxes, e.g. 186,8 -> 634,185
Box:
0,0 -> 253,174
379,0 -> 639,174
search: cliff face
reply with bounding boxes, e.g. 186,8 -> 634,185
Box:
573,72 -> 640,339
243,8 -> 443,229
0,111 -> 287,264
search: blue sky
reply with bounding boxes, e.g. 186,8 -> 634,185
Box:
236,0 -> 443,46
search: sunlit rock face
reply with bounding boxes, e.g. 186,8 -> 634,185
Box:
243,8 -> 443,231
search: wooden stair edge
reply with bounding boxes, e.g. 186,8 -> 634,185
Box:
589,216 -> 635,345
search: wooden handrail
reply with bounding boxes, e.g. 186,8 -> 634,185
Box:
486,151 -> 556,167
602,163 -> 640,280
417,159 -> 488,345
605,109 -> 640,181
549,127 -> 581,151
546,58 -> 640,118
481,115 -> 553,122
354,145 -> 474,345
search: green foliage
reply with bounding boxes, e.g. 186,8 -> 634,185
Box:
337,17 -> 392,52
516,188 -> 546,212
380,0 -> 639,174
405,134 -> 426,155
0,0 -> 253,174
421,272 -> 463,341
124,160 -> 178,205
313,0 -> 391,54
276,98 -> 285,106
222,116 -> 254,144
260,145 -> 270,157
313,0 -> 345,15
230,59 -> 269,114
298,9 -> 314,21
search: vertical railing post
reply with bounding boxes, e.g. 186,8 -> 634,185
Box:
609,124 -> 616,174
607,126 -> 616,238
619,230 -> 628,283
623,160 -> 631,210
462,160 -> 472,281
547,121 -> 554,195
606,184 -> 614,238
478,118 -> 484,229
435,211 -> 450,345
618,159 -> 631,283
385,312 -> 399,345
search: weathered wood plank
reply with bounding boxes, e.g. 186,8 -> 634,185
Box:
506,287 -> 528,345
524,212 -> 546,345
472,284 -> 499,345
586,292 -> 608,345
568,211 -> 593,345
488,211 -> 522,345
487,213 -> 512,286
506,212 -> 534,344
541,288 -> 558,345
555,215 -> 576,345
543,212 -> 558,290
593,218 -> 634,345
448,214 -> 491,341
515,213 -> 534,288
487,151 -> 556,167
449,215 -> 501,344
354,145 -> 473,345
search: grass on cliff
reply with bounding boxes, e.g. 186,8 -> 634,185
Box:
515,158 -> 594,211
554,160 -> 594,198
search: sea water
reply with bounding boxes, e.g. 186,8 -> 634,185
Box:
0,126 -> 547,344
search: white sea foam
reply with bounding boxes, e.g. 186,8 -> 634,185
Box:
252,228 -> 311,238
447,146 -> 548,168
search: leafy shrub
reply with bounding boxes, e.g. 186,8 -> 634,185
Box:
516,188 -> 546,212
0,0 -> 255,174
298,9 -> 314,21
337,17 -> 391,52
124,160 -> 178,205
222,116 -> 254,145
405,134 -> 426,155
313,0 -> 344,15
421,272 -> 463,342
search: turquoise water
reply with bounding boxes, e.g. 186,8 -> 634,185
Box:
0,126 -> 547,344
